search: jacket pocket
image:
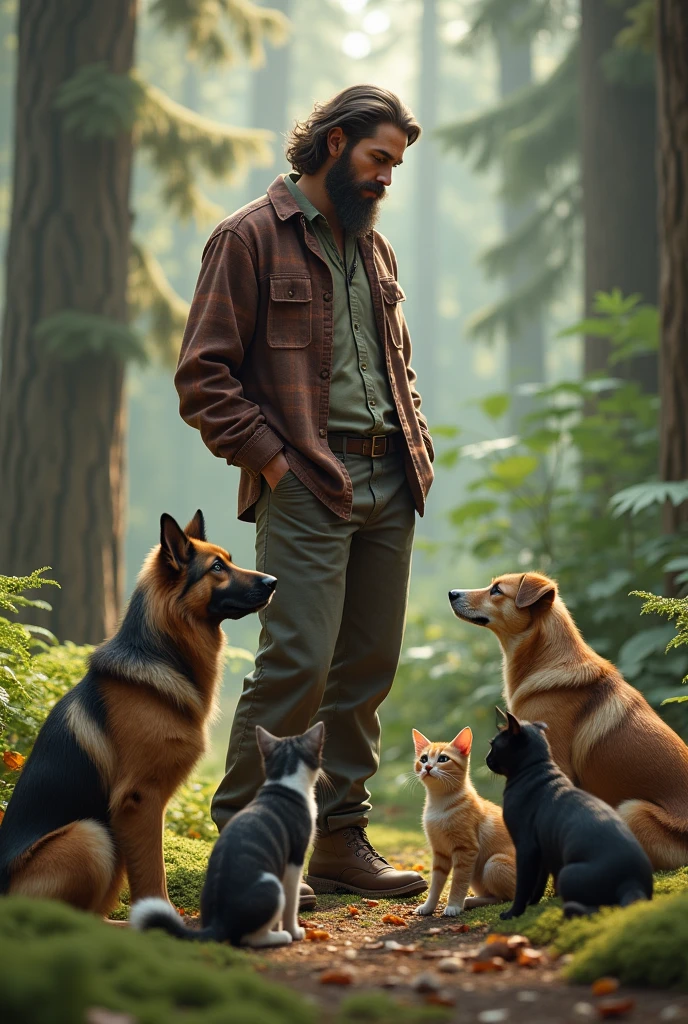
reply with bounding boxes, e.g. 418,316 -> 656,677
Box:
380,277 -> 406,349
267,276 -> 312,348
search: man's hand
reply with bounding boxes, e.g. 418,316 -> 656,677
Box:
262,451 -> 290,490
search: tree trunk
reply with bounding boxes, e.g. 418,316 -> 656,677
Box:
247,0 -> 292,200
496,23 -> 545,432
0,0 -> 135,644
656,0 -> 688,535
580,0 -> 658,390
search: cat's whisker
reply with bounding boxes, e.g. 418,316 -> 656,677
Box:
316,769 -> 337,801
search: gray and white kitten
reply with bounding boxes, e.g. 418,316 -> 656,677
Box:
130,722 -> 324,947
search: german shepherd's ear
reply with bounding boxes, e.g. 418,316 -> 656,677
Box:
184,509 -> 206,542
515,573 -> 557,610
506,711 -> 522,735
160,513 -> 191,571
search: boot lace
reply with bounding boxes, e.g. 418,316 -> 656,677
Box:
341,826 -> 390,866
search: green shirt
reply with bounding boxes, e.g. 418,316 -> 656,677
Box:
284,173 -> 398,436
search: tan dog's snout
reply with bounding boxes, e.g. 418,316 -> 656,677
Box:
448,588 -> 491,626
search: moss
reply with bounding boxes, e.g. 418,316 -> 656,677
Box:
0,896 -> 313,1024
110,833 -> 213,920
338,992 -> 452,1023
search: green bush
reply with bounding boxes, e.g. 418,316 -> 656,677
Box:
0,896 -> 313,1024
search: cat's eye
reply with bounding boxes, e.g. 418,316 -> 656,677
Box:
419,754 -> 428,763
490,583 -> 502,595
437,755 -> 449,762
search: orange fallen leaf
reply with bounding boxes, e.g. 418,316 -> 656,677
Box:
592,978 -> 620,997
425,993 -> 456,1007
597,997 -> 635,1019
0,808 -> 4,826
187,829 -> 201,840
305,929 -> 332,941
471,957 -> 506,974
517,948 -> 543,968
319,968 -> 355,986
448,923 -> 471,933
347,905 -> 360,916
411,864 -> 426,872
3,750 -> 25,770
382,914 -> 408,927
362,899 -> 379,907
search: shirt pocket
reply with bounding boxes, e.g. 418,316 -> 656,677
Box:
267,276 -> 313,348
379,277 -> 406,349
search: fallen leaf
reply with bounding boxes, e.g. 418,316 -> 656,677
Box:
305,928 -> 332,941
471,957 -> 506,974
3,750 -> 25,770
507,934 -> 530,951
448,923 -> 471,933
591,978 -> 620,997
425,992 -> 456,1007
384,940 -> 417,954
411,864 -> 426,872
597,997 -> 635,1019
517,948 -> 543,968
479,940 -> 514,961
0,808 -> 4,825
347,905 -> 360,917
382,914 -> 408,927
319,967 -> 356,986
362,899 -> 379,907
427,927 -> 442,935
187,829 -> 201,839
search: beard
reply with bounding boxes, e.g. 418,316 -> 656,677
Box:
324,144 -> 386,237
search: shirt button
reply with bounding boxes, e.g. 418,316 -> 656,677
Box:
320,369 -> 330,379
361,362 -> 368,371
324,292 -> 332,302
288,289 -> 294,297
319,428 -> 326,437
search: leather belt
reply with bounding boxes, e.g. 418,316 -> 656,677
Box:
328,433 -> 400,457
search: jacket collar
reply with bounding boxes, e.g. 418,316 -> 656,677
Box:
267,175 -> 376,251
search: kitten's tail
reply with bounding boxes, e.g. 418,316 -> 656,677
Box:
129,898 -> 215,942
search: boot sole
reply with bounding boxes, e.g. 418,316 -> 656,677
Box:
306,875 -> 428,898
299,893 -> 317,911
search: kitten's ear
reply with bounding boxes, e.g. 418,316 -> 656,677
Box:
506,711 -> 521,735
451,727 -> 472,756
256,725 -> 280,759
412,729 -> 430,757
303,721 -> 325,756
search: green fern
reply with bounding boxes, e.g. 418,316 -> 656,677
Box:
0,569 -> 59,673
34,311 -> 145,363
55,64 -> 145,139
631,590 -> 688,698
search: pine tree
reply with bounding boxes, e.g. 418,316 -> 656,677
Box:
0,0 -> 288,644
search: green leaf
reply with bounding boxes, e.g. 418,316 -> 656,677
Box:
610,481 -> 688,517
35,311 -> 145,363
491,455 -> 539,486
449,499 -> 499,526
617,625 -> 677,680
481,393 -> 511,420
436,448 -> 460,469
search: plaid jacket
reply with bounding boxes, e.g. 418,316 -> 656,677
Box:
175,175 -> 434,522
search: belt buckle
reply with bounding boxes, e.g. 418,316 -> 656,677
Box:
370,435 -> 386,457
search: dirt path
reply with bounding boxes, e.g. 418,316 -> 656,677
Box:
248,894 -> 688,1023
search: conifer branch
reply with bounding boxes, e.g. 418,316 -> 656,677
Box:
150,0 -> 290,66
455,0 -> 573,53
34,312 -> 145,363
129,240 -> 190,368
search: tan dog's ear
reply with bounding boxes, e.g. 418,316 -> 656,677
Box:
515,573 -> 557,610
450,727 -> 472,756
412,729 -> 430,757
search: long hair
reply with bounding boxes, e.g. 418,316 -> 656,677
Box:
285,85 -> 421,175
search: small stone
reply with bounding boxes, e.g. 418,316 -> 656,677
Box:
325,945 -> 338,953
573,1003 -> 596,1018
411,972 -> 442,994
381,975 -> 404,988
396,965 -> 411,976
427,927 -> 442,935
343,949 -> 358,961
516,991 -> 539,1002
437,957 -> 462,973
477,1011 -> 509,1023
660,1008 -> 686,1022
461,982 -> 475,992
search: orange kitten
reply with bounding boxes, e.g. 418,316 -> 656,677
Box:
412,727 -> 516,916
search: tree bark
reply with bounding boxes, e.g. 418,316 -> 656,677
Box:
0,0 -> 135,643
580,0 -> 658,390
656,0 -> 688,535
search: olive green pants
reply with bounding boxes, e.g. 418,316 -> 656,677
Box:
211,450 -> 415,833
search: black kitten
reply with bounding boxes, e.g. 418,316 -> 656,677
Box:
131,722 -> 324,946
487,709 -> 653,919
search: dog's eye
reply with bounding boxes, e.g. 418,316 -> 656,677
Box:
437,755 -> 449,763
490,583 -> 502,595
211,560 -> 225,573
419,754 -> 428,763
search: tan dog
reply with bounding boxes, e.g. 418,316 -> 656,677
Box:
449,572 -> 688,870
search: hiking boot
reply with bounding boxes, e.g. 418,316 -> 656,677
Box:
299,881 -> 317,911
306,826 -> 428,897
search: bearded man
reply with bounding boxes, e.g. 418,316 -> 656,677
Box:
175,85 -> 434,908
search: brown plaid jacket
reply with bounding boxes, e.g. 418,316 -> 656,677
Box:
175,175 -> 434,522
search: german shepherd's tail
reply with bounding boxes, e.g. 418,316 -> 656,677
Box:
130,898 -> 216,942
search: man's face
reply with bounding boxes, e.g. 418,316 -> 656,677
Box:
324,123 -> 408,237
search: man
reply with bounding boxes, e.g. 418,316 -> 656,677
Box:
175,85 -> 434,907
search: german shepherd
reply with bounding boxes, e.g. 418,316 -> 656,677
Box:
449,572 -> 688,870
0,511 -> 275,913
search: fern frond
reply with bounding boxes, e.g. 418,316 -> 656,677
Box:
34,311 -> 145,363
129,240 -> 190,368
150,0 -> 290,67
55,64 -> 145,139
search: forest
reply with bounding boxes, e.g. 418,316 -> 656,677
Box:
1,0 -> 688,1020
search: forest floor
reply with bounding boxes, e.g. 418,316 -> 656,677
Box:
160,824 -> 688,1024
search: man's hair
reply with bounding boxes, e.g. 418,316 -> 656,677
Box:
285,85 -> 421,175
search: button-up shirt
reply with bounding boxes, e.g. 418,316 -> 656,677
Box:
283,173 -> 398,436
